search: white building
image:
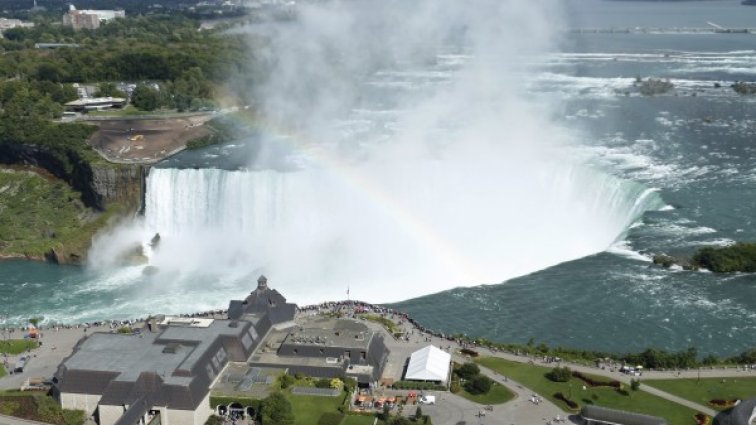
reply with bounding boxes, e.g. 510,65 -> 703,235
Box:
63,5 -> 125,30
404,345 -> 452,385
0,18 -> 34,33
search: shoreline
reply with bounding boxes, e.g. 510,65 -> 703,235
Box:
0,298 -> 752,363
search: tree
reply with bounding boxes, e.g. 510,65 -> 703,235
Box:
259,392 -> 294,425
279,373 -> 295,389
389,417 -> 412,425
378,405 -> 390,421
455,362 -> 480,380
94,82 -> 127,99
28,317 -> 42,328
130,84 -> 161,111
630,378 -> 640,391
464,375 -> 493,395
546,366 -> 572,383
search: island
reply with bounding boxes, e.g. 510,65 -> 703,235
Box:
654,242 -> 756,273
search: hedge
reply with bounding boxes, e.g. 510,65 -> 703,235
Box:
391,381 -> 446,391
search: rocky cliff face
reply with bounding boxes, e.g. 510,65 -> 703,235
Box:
0,142 -> 146,211
88,164 -> 146,211
0,143 -> 147,264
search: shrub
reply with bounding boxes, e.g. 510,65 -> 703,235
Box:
450,379 -> 461,393
415,406 -> 423,420
315,378 -> 332,388
638,78 -> 673,96
572,371 -> 620,388
392,381 -> 446,391
317,412 -> 344,425
547,366 -> 572,382
455,363 -> 480,380
0,400 -> 19,415
732,82 -> 756,95
205,416 -> 224,425
630,378 -> 640,391
280,373 -> 296,389
464,375 -> 492,395
62,409 -> 86,425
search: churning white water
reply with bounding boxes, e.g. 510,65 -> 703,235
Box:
90,0 -> 668,308
142,155 -> 665,304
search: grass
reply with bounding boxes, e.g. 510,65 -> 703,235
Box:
0,167 -> 128,260
0,364 -> 5,378
644,377 -> 756,410
476,357 -> 698,425
359,314 -> 400,335
341,415 -> 381,425
0,339 -> 38,355
457,382 -> 516,405
286,392 -> 346,425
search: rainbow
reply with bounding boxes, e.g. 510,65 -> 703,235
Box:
224,111 -> 489,287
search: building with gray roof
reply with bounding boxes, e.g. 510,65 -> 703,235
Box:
249,317 -> 390,385
714,398 -> 756,425
581,405 -> 668,425
228,275 -> 297,326
52,276 -> 294,425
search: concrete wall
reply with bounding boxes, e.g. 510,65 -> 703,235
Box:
99,404 -> 125,425
162,393 -> 211,425
60,392 -> 102,417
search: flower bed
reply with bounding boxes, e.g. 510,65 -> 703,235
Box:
708,399 -> 738,409
553,392 -> 579,410
694,413 -> 712,425
572,371 -> 621,388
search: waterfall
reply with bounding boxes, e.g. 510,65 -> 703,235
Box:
142,156 -> 665,304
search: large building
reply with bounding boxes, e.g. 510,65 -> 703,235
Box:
63,5 -> 125,30
714,398 -> 756,425
403,345 -> 452,385
53,276 -> 294,425
249,316 -> 390,386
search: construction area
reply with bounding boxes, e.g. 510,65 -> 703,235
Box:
84,114 -> 213,164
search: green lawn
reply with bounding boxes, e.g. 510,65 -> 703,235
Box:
0,364 -> 5,378
457,382 -> 515,405
287,393 -> 345,425
644,377 -> 756,410
476,357 -> 699,425
0,339 -> 38,355
341,415 -> 381,425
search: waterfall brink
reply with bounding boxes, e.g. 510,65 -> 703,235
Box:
142,158 -> 665,304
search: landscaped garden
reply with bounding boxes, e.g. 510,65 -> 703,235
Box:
475,357 -> 699,425
0,338 -> 38,355
450,362 -> 515,405
0,391 -> 84,425
644,377 -> 756,410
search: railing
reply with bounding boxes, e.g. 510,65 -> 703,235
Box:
146,413 -> 161,425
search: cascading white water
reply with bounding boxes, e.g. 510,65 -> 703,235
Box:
93,0 -> 669,308
142,155 -> 665,304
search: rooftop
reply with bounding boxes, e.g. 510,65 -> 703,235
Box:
282,317 -> 375,350
60,319 -> 250,386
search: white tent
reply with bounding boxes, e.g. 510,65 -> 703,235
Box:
404,345 -> 452,384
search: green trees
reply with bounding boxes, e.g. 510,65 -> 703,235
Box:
130,84 -> 161,111
94,82 -> 127,99
456,363 -> 480,380
546,366 -> 572,383
464,375 -> 493,395
692,243 -> 756,273
259,393 -> 294,425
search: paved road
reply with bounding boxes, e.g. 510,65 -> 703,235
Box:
379,315 -> 728,418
